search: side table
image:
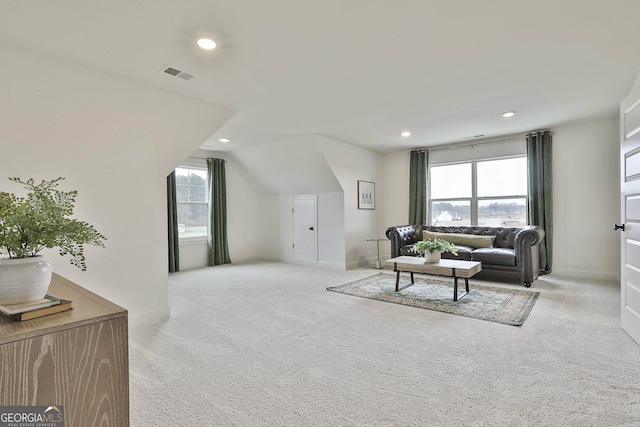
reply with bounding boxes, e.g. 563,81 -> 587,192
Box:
0,273 -> 129,426
366,238 -> 388,269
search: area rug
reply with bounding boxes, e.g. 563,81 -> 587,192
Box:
326,272 -> 539,326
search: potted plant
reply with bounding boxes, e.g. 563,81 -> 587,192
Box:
0,177 -> 106,304
410,238 -> 458,263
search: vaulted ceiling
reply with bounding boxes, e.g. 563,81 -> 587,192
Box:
2,1 -> 640,154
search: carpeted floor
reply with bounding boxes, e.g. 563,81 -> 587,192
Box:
129,262 -> 640,426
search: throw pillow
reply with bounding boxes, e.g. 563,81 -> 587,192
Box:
423,230 -> 495,248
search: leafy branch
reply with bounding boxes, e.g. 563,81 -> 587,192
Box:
0,177 -> 106,270
410,238 -> 458,255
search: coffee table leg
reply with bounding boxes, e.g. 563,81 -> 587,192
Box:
410,272 -> 414,284
395,270 -> 400,292
453,276 -> 469,301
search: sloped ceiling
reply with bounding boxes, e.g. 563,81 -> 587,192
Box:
228,137 -> 342,196
2,1 -> 640,154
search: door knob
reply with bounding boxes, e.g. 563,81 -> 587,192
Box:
614,224 -> 625,231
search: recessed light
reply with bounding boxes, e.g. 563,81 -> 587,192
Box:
197,38 -> 217,50
401,131 -> 411,137
218,138 -> 230,143
502,111 -> 516,118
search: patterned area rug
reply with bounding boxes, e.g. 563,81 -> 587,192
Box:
327,272 -> 539,326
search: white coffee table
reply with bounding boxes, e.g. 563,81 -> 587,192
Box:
384,256 -> 482,301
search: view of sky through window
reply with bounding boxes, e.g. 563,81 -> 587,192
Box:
430,157 -> 527,226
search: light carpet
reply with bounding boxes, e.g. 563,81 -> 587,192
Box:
129,262 -> 640,426
327,272 -> 539,325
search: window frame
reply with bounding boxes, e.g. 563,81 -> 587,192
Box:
428,155 -> 528,226
175,165 -> 208,242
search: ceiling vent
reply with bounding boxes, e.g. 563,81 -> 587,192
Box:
161,66 -> 194,81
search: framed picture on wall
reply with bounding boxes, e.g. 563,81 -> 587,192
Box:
358,180 -> 375,210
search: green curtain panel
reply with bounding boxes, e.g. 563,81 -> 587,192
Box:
207,158 -> 232,266
409,149 -> 428,225
527,131 -> 553,274
167,171 -> 180,273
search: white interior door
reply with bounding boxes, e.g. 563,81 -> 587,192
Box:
620,83 -> 640,346
292,196 -> 317,261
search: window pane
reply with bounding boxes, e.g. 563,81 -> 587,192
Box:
188,169 -> 208,202
478,198 -> 526,227
188,169 -> 207,185
431,201 -> 470,226
175,168 -> 189,202
176,185 -> 189,202
430,163 -> 471,199
174,166 -> 208,238
177,203 -> 208,238
189,182 -> 206,202
477,157 -> 527,197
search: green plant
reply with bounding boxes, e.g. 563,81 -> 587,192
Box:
0,177 -> 106,270
410,238 -> 458,256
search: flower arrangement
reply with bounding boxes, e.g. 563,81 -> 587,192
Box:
410,238 -> 458,256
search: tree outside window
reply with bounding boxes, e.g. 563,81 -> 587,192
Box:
175,167 -> 207,238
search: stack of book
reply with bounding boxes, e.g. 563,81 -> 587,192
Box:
0,295 -> 72,321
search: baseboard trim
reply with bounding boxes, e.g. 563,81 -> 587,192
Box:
128,305 -> 170,328
259,255 -> 345,270
347,256 -> 380,270
552,268 -> 619,283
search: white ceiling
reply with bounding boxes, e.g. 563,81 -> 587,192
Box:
2,0 -> 640,154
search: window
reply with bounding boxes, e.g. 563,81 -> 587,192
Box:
175,166 -> 208,239
429,156 -> 527,226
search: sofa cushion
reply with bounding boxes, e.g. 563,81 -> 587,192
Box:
423,230 -> 496,249
442,245 -> 472,261
471,248 -> 516,266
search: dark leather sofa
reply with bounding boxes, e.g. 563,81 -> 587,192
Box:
385,225 -> 545,287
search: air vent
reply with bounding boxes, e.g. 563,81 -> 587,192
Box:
161,66 -> 195,81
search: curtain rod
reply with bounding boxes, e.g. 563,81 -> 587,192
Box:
418,130 -> 553,152
187,155 -> 226,162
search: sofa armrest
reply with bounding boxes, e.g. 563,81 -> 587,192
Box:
514,226 -> 545,285
385,225 -> 422,258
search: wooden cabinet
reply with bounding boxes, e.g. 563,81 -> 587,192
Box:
0,273 -> 129,426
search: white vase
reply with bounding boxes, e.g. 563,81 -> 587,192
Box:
0,256 -> 52,305
423,250 -> 441,263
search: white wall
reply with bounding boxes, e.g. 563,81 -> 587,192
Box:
227,138 -> 342,195
381,150 -> 411,231
380,118 -> 620,280
318,136 -> 383,268
317,192 -> 346,268
553,118 -> 619,280
259,195 -> 293,262
379,150 -> 411,260
0,44 -> 234,325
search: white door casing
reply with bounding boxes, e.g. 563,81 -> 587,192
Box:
292,196 -> 317,261
620,82 -> 640,346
